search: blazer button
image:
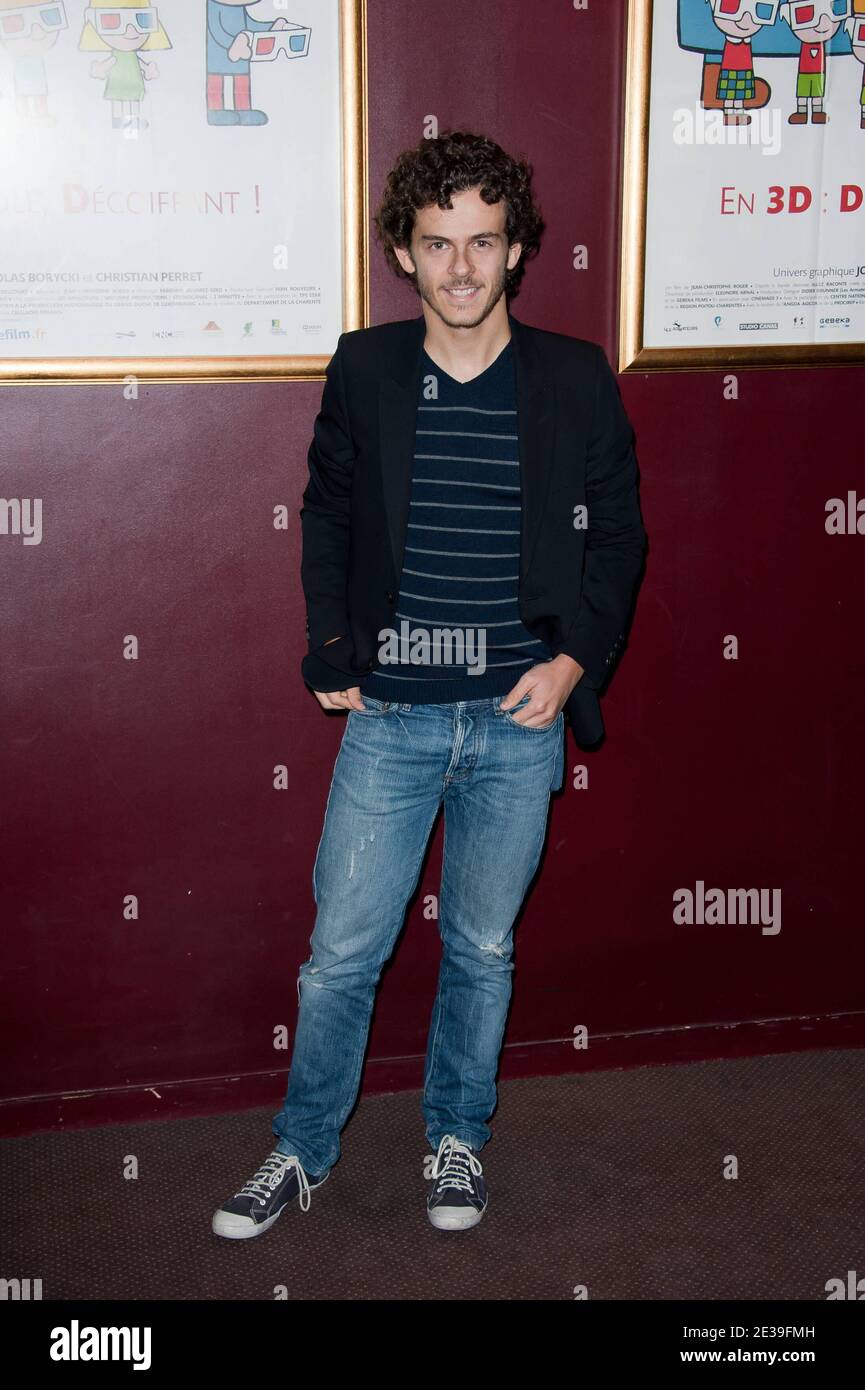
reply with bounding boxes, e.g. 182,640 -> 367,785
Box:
385,590 -> 395,603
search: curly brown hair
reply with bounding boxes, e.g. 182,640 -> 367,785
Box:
373,129 -> 545,300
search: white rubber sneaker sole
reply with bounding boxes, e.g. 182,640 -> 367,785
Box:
212,1171 -> 329,1239
427,1201 -> 486,1231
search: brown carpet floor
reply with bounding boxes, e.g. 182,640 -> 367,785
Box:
2,1048 -> 862,1300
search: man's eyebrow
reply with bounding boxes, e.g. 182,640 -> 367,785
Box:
418,231 -> 504,242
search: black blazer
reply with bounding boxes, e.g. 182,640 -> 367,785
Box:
299,310 -> 647,747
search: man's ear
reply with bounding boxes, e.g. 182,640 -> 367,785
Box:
507,241 -> 523,271
393,244 -> 417,276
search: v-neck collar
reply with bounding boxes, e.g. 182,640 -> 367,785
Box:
421,335 -> 513,388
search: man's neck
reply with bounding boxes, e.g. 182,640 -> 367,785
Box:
421,302 -> 511,384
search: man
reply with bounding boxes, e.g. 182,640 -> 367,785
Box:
212,130 -> 647,1240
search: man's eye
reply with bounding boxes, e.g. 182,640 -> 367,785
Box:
428,241 -> 494,249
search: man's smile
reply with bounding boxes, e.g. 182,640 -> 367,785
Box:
443,285 -> 482,303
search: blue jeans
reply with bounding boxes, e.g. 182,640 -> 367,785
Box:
271,692 -> 565,1175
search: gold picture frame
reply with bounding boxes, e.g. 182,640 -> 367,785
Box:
0,0 -> 368,386
619,0 -> 865,373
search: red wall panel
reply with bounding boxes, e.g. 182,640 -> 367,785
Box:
2,1 -> 863,1133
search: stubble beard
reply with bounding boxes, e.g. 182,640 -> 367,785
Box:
414,259 -> 509,330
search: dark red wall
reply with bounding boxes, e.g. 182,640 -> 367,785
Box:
3,0 -> 864,1136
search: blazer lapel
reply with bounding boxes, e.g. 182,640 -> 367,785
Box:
379,315 -> 425,587
377,309 -> 556,589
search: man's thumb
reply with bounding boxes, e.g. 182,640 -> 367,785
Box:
499,681 -> 527,710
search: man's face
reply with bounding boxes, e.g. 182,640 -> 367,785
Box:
394,185 -> 522,331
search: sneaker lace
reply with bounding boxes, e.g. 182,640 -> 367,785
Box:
236,1150 -> 313,1212
430,1135 -> 482,1193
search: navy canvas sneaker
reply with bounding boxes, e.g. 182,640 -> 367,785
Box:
426,1135 -> 488,1231
212,1150 -> 328,1240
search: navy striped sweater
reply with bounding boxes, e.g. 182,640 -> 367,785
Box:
361,337 -> 553,704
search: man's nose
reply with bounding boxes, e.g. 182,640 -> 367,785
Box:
449,247 -> 474,276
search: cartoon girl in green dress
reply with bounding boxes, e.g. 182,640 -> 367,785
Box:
78,1 -> 171,131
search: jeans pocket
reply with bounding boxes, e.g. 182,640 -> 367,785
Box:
352,696 -> 391,715
500,693 -> 561,733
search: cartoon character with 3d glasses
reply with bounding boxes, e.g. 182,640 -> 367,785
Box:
845,0 -> 865,125
0,0 -> 67,123
206,0 -> 310,127
781,0 -> 851,123
79,1 -> 171,131
705,0 -> 782,125
680,0 -> 853,111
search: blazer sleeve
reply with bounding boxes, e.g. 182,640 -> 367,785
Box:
553,344 -> 647,689
299,334 -> 356,653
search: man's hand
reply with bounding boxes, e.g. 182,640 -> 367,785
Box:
312,633 -> 365,711
499,654 -> 584,727
314,686 -> 365,712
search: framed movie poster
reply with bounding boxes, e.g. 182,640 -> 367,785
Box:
620,0 -> 865,370
0,0 -> 368,383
